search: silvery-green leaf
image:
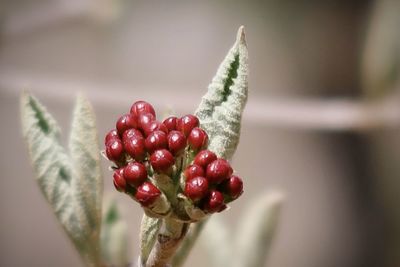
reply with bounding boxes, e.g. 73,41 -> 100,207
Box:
140,215 -> 161,265
21,92 -> 102,266
233,192 -> 284,267
171,26 -> 250,267
100,198 -> 129,267
69,94 -> 103,262
195,26 -> 249,159
199,216 -> 231,267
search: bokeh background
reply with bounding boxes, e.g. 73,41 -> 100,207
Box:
1,0 -> 400,266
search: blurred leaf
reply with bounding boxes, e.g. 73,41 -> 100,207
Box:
21,92 -> 102,266
199,216 -> 232,267
362,0 -> 400,97
139,214 -> 161,265
233,192 -> 284,267
70,94 -> 103,261
101,198 -> 129,267
195,26 -> 249,159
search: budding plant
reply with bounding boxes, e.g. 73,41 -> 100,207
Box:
21,26 -> 283,267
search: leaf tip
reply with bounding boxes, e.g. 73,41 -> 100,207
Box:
21,89 -> 30,99
20,90 -> 53,137
236,26 -> 247,47
20,90 -> 32,111
265,191 -> 285,207
72,92 -> 96,125
75,91 -> 89,106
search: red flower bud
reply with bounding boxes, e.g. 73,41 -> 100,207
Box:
184,164 -> 205,181
203,190 -> 225,213
113,168 -> 126,192
106,139 -> 124,162
104,129 -> 119,145
206,159 -> 233,184
135,181 -> 161,207
193,150 -> 217,169
150,149 -> 175,173
137,113 -> 156,131
177,114 -> 199,137
143,120 -> 168,137
124,136 -> 146,161
124,162 -> 148,187
185,176 -> 209,202
122,128 -> 143,145
188,127 -> 208,151
221,175 -> 243,199
163,116 -> 178,132
145,130 -> 168,154
167,130 -> 186,155
130,100 -> 156,118
116,114 -> 138,135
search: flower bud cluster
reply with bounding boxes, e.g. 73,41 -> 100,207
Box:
104,100 -> 243,219
183,150 -> 243,213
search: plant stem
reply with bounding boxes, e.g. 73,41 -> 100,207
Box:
145,218 -> 189,267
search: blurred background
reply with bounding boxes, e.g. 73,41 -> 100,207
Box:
1,0 -> 400,266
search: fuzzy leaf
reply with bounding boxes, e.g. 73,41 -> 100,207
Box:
69,94 -> 103,263
140,215 -> 161,265
171,26 -> 249,267
100,198 -> 129,267
195,26 -> 249,159
233,192 -> 284,267
21,92 -> 102,266
200,216 -> 232,267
